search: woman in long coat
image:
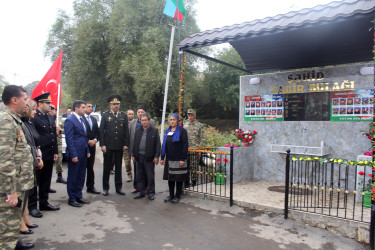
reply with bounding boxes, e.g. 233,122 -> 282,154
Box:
160,113 -> 189,204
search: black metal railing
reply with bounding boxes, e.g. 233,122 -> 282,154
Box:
284,150 -> 373,225
184,146 -> 234,206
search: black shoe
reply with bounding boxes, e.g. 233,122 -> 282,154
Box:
148,194 -> 155,200
110,170 -> 115,174
40,203 -> 60,211
102,190 -> 109,196
171,197 -> 180,204
116,189 -> 126,195
87,188 -> 100,194
77,198 -> 90,204
29,208 -> 43,218
133,193 -> 145,199
56,176 -> 67,184
15,239 -> 34,249
68,201 -> 82,208
20,229 -> 34,234
164,196 -> 173,203
26,224 -> 38,229
48,188 -> 57,193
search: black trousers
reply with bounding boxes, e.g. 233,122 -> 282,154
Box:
103,149 -> 123,191
136,155 -> 155,195
37,159 -> 54,206
28,185 -> 38,211
86,146 -> 96,189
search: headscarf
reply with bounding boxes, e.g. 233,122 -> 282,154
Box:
162,113 -> 180,157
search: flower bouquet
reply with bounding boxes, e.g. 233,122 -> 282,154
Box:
234,129 -> 257,147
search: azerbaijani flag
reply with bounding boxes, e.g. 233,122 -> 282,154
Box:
163,0 -> 185,23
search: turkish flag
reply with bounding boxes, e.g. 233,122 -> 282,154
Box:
31,50 -> 63,108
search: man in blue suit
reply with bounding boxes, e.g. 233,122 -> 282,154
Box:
64,100 -> 90,208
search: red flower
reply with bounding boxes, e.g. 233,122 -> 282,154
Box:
370,174 -> 373,177
253,130 -> 257,135
358,171 -> 365,175
216,159 -> 221,162
223,159 -> 229,162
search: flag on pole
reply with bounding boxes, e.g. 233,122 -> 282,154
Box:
163,0 -> 185,23
31,50 -> 63,108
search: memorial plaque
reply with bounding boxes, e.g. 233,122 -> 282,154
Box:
284,92 -> 330,121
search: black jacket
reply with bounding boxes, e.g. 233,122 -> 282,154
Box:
99,110 -> 129,150
31,109 -> 58,160
83,114 -> 100,153
132,125 -> 161,162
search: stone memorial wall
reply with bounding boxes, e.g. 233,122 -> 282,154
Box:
239,63 -> 373,182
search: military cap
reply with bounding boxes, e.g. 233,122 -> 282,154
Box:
187,109 -> 196,115
108,95 -> 121,104
136,105 -> 146,112
33,92 -> 52,103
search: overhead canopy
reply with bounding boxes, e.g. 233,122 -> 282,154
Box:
179,0 -> 375,73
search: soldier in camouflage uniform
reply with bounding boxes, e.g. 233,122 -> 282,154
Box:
184,109 -> 205,187
123,109 -> 134,182
49,104 -> 67,184
55,117 -> 67,184
0,85 -> 35,249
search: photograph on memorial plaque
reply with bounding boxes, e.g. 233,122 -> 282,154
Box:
284,92 -> 330,121
330,89 -> 374,121
244,94 -> 284,121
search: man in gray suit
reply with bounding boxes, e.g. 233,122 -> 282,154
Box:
129,105 -> 155,193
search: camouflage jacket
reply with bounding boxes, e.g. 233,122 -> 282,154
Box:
0,106 -> 34,195
183,120 -> 205,148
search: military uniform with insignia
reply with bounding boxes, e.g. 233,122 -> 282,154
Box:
184,109 -> 205,186
30,93 -> 60,211
0,105 -> 34,249
100,95 -> 130,195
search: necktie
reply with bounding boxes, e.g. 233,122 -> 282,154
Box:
114,112 -> 117,118
87,115 -> 93,130
80,117 -> 86,134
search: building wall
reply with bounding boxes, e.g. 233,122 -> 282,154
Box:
239,63 -> 373,182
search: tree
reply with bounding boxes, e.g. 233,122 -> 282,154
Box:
45,0 -> 200,115
192,47 -> 246,119
0,74 -> 9,94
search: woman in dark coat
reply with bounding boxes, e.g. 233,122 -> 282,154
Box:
20,100 -> 43,234
160,113 -> 189,204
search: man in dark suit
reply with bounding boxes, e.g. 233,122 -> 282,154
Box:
30,92 -> 60,212
100,95 -> 129,196
83,101 -> 100,194
64,100 -> 90,207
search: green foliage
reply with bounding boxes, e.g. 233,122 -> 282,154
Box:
192,47 -> 246,119
0,75 -> 9,94
45,0 -> 200,115
204,126 -> 238,147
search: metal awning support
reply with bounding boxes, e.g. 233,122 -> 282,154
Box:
182,49 -> 252,74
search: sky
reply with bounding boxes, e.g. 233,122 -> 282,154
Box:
0,0 -> 334,86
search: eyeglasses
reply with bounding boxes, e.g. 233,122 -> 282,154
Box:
51,107 -> 55,110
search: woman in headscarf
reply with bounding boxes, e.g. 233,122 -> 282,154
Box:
160,113 -> 189,204
20,99 -> 43,234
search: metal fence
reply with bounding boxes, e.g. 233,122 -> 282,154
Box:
284,150 -> 373,224
184,147 -> 234,206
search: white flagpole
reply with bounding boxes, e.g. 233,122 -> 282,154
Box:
160,25 -> 176,144
56,83 -> 61,125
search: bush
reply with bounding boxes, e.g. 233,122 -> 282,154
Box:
204,126 -> 238,147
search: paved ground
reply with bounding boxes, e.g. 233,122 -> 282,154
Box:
22,150 -> 368,250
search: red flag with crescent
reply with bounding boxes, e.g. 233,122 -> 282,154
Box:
31,50 -> 63,108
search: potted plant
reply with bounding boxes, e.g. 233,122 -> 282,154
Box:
358,171 -> 373,208
233,129 -> 257,147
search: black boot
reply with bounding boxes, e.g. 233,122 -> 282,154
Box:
15,238 -> 34,249
56,173 -> 67,184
